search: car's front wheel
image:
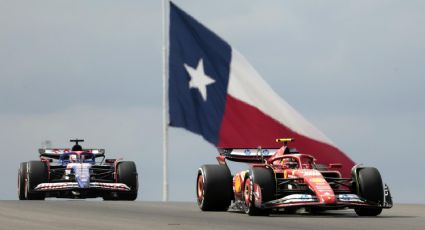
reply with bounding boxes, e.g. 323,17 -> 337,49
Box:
117,161 -> 138,200
244,167 -> 275,216
18,162 -> 27,200
354,167 -> 383,216
25,161 -> 48,200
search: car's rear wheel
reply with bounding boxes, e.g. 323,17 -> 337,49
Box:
18,162 -> 27,200
116,161 -> 138,201
196,164 -> 232,211
354,167 -> 383,216
244,167 -> 275,216
25,161 -> 48,200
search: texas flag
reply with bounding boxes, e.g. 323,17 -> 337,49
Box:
168,2 -> 355,177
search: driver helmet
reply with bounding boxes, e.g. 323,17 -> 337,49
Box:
283,158 -> 299,169
69,154 -> 77,163
302,158 -> 314,169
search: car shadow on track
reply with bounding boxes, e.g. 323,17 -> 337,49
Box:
228,209 -> 417,219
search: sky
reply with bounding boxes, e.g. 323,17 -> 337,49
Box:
0,0 -> 424,203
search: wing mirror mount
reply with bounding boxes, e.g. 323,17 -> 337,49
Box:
105,159 -> 116,164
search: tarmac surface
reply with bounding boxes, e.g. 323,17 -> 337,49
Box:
0,201 -> 423,230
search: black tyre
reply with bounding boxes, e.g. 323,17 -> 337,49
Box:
25,161 -> 48,200
354,167 -> 383,216
355,207 -> 382,216
18,162 -> 27,200
244,167 -> 275,216
116,161 -> 138,201
196,164 -> 233,211
102,194 -> 116,200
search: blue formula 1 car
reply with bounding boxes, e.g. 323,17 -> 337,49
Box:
18,139 -> 138,200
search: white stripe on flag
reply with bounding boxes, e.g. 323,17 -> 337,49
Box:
227,49 -> 333,146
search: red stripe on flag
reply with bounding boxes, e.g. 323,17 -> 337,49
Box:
218,95 -> 355,177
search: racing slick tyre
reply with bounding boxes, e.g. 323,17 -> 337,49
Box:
116,161 -> 138,201
196,164 -> 233,211
18,162 -> 27,200
354,167 -> 383,216
244,167 -> 275,216
25,161 -> 48,200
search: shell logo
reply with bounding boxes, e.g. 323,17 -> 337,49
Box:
234,176 -> 242,193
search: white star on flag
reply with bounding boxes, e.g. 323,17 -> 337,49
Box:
184,59 -> 215,101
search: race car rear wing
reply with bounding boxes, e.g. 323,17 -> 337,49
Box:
218,148 -> 279,163
39,148 -> 105,159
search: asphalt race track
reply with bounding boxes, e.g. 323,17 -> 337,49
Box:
0,201 -> 423,230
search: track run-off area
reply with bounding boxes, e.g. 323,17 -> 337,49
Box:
0,201 -> 423,230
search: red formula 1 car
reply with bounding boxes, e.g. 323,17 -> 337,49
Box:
18,139 -> 138,200
196,138 -> 392,216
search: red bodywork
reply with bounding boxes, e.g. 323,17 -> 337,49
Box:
221,144 -> 380,209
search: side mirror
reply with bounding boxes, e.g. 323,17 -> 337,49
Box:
329,163 -> 342,169
105,159 -> 116,164
41,158 -> 53,163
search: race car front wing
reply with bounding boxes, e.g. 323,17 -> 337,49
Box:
257,182 -> 393,209
34,182 -> 130,191
261,192 -> 392,209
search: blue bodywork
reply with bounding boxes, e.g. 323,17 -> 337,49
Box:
60,152 -> 96,188
59,152 -> 95,166
70,163 -> 91,188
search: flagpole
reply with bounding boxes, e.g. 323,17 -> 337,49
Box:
162,0 -> 169,202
